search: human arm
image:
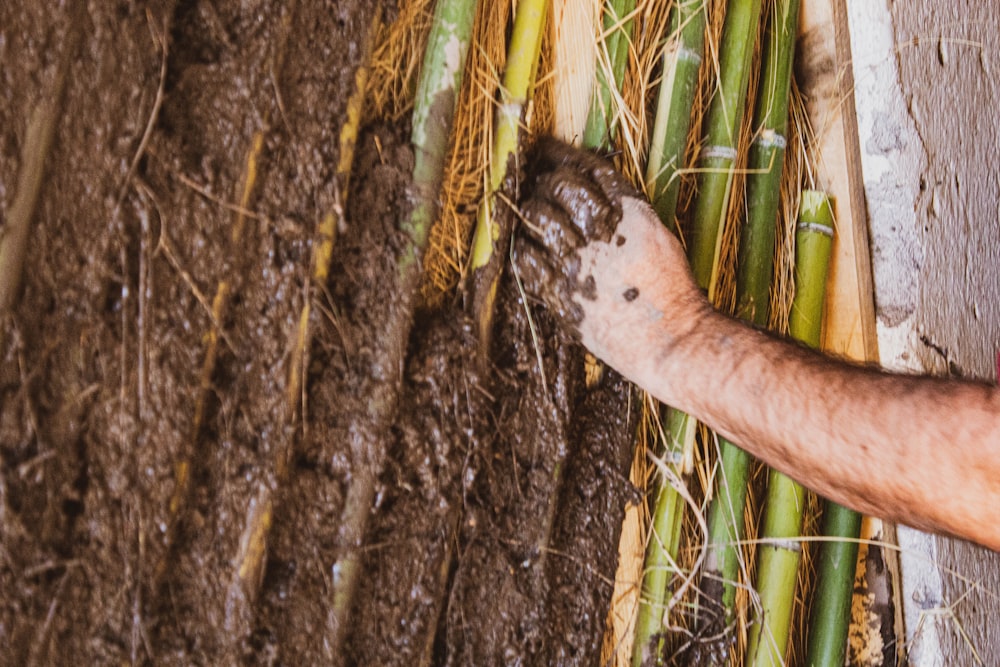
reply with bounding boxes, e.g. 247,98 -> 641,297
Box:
513,138 -> 1000,551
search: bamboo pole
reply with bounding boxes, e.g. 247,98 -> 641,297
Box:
745,190 -> 834,667
631,408 -> 695,667
633,2 -> 764,663
583,0 -> 636,150
328,0 -> 477,653
687,0 -> 764,300
644,0 -> 706,230
805,503 -> 862,667
467,0 -> 549,351
699,0 -> 801,645
797,3 -> 888,659
629,3 -> 705,657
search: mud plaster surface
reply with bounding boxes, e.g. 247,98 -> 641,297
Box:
0,2 -> 638,664
849,1 -> 1000,663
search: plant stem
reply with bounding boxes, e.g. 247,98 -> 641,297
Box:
745,190 -> 834,667
805,503 -> 862,667
583,0 -> 636,150
644,0 -> 706,230
630,7 -> 709,662
468,0 -> 549,350
402,0 -> 479,276
687,0 -> 764,300
699,0 -> 800,648
736,0 -> 800,325
551,0 -> 599,143
632,408 -> 697,667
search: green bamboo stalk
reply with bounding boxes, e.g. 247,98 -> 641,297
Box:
468,0 -> 549,349
583,0 -> 636,150
699,0 -> 801,647
402,0 -> 479,273
745,190 -> 834,667
736,0 -> 800,325
687,0 -> 764,300
644,0 -> 706,230
633,3 -> 762,663
631,409 -> 697,667
329,0 -> 477,653
630,6 -> 707,663
805,502 -> 862,667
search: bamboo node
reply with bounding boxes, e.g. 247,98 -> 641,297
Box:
753,129 -> 787,149
677,45 -> 703,65
797,221 -> 834,237
701,145 -> 738,160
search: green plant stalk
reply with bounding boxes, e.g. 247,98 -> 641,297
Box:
468,0 -> 549,348
583,0 -> 636,150
329,0 -> 477,653
402,0 -> 479,274
631,408 -> 697,667
700,0 -> 801,641
805,503 -> 862,667
687,0 -> 764,299
630,4 -> 709,663
745,190 -> 834,667
634,3 -> 764,661
644,0 -> 706,230
735,0 -> 800,324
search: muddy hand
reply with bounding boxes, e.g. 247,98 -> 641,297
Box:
513,137 -> 708,381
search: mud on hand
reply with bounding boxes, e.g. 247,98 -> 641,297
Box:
512,137 -> 644,332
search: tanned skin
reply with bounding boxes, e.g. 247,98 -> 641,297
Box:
513,138 -> 1000,552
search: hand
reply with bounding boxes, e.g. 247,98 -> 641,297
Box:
513,137 -> 708,379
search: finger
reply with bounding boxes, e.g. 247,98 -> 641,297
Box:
511,236 -> 583,324
519,194 -> 584,259
511,236 -> 558,299
542,165 -> 615,240
588,160 -> 642,205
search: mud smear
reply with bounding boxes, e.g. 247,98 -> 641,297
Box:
1,2 -> 638,664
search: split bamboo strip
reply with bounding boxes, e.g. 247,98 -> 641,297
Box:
468,0 -> 549,350
158,129 -> 264,580
551,0 -> 600,143
744,190 -> 834,667
329,0 -> 477,652
644,0 -> 706,230
583,0 -> 637,150
804,503 -> 861,667
699,0 -> 800,642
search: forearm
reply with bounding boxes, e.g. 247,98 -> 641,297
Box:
637,307 -> 1000,550
513,137 -> 1000,551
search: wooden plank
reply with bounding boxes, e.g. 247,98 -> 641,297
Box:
798,0 -> 877,362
